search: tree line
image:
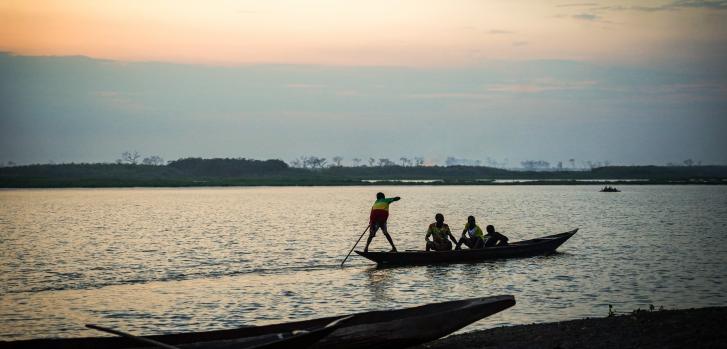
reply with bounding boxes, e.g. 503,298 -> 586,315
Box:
0,151 -> 712,175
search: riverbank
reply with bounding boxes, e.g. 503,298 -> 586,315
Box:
416,306 -> 727,349
1,178 -> 726,188
2,162 -> 726,188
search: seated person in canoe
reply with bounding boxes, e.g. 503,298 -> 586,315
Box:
425,213 -> 458,251
484,225 -> 509,247
455,216 -> 485,250
363,192 -> 400,252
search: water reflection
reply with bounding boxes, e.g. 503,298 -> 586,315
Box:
365,268 -> 395,302
1,185 -> 726,340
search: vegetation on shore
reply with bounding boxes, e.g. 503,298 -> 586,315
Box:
1,157 -> 726,188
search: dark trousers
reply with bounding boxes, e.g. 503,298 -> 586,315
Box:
426,240 -> 452,251
484,236 -> 508,247
456,236 -> 484,249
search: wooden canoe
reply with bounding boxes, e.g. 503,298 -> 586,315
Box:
0,296 -> 515,349
1,316 -> 345,349
355,229 -> 578,266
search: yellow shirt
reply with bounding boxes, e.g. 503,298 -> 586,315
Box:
371,197 -> 399,212
464,224 -> 484,239
427,223 -> 451,242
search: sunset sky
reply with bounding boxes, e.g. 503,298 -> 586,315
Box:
1,0 -> 726,165
3,0 -> 726,66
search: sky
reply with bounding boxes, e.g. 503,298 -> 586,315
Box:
1,0 -> 726,166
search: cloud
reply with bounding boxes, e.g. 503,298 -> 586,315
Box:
285,83 -> 325,89
637,82 -> 727,101
669,0 -> 727,9
2,54 -> 726,165
93,91 -> 147,111
601,0 -> 727,12
485,79 -> 598,93
406,79 -> 599,98
405,92 -> 493,100
572,13 -> 600,20
334,89 -> 363,96
512,41 -> 529,46
556,2 -> 598,7
488,29 -> 514,35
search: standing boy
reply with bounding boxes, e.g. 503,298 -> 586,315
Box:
363,192 -> 400,252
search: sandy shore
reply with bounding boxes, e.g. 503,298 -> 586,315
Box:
414,307 -> 727,349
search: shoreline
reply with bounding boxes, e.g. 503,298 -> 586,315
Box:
415,306 -> 727,349
1,180 -> 726,189
3,164 -> 727,188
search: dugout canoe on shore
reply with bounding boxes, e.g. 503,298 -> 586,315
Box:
356,229 -> 577,266
1,317 -> 346,349
1,296 -> 516,349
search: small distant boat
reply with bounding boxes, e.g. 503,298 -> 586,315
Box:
600,187 -> 620,192
356,229 -> 577,266
1,296 -> 515,349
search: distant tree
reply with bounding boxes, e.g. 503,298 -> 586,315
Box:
299,156 -> 312,168
414,157 -> 425,167
400,157 -> 411,166
368,157 -> 376,167
142,155 -> 165,166
305,156 -> 327,168
569,158 -> 575,169
683,159 -> 694,167
378,158 -> 395,167
289,158 -> 302,168
317,157 -> 328,168
521,160 -> 550,170
332,156 -> 343,167
121,151 -> 141,165
167,157 -> 288,176
352,158 -> 362,167
445,157 -> 458,167
301,156 -> 312,168
557,161 -> 563,170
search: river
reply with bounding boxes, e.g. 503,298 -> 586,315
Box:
1,185 -> 726,340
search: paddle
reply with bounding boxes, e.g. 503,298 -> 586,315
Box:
340,225 -> 370,267
85,324 -> 181,349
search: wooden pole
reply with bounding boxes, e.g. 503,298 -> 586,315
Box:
340,225 -> 370,267
85,324 -> 181,349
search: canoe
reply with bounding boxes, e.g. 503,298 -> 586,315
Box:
1,316 -> 346,349
1,295 -> 515,349
356,229 -> 577,266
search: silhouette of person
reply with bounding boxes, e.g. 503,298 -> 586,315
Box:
363,192 -> 400,252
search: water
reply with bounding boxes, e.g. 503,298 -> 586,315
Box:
1,186 -> 726,340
